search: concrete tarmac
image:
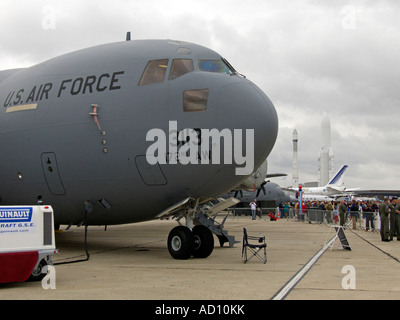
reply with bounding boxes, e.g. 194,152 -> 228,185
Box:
1,216 -> 400,300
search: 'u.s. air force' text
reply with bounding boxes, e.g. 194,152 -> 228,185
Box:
3,71 -> 125,108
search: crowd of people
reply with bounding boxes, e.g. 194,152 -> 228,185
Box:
277,198 -> 400,242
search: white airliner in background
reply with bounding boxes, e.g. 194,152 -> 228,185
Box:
284,165 -> 350,200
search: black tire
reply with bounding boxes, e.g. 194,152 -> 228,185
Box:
192,225 -> 214,258
27,259 -> 47,282
168,226 -> 194,260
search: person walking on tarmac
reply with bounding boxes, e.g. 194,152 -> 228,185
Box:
363,202 -> 375,231
395,198 -> 400,241
325,201 -> 334,224
379,197 -> 390,242
250,199 -> 257,220
350,200 -> 359,230
389,197 -> 400,241
339,200 -> 347,227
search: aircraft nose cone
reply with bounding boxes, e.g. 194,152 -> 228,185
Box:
216,81 -> 278,172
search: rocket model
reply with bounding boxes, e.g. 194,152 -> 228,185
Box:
318,113 -> 335,186
292,129 -> 299,185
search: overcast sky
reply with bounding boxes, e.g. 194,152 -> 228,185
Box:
1,0 -> 399,190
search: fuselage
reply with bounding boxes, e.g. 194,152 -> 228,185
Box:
0,39 -> 278,226
292,185 -> 346,196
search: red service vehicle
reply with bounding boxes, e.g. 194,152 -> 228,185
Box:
0,206 -> 58,283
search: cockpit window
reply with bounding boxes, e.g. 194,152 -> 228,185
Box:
139,59 -> 169,86
169,59 -> 194,80
198,59 -> 235,75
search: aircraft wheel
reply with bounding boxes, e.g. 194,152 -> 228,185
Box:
192,225 -> 214,258
168,226 -> 194,260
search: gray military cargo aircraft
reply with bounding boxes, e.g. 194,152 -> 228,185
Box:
231,182 -> 292,207
0,39 -> 278,259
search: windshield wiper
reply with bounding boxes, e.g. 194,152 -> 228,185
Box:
222,58 -> 246,78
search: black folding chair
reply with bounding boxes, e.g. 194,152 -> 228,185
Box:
242,228 -> 267,264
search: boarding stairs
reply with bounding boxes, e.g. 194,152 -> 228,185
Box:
195,197 -> 240,248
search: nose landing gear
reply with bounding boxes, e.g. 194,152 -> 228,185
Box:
167,226 -> 194,260
167,225 -> 214,259
163,197 -> 240,260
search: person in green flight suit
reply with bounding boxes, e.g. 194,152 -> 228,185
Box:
379,198 -> 390,242
390,197 -> 400,241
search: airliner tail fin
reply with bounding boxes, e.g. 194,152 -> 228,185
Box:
327,165 -> 348,187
